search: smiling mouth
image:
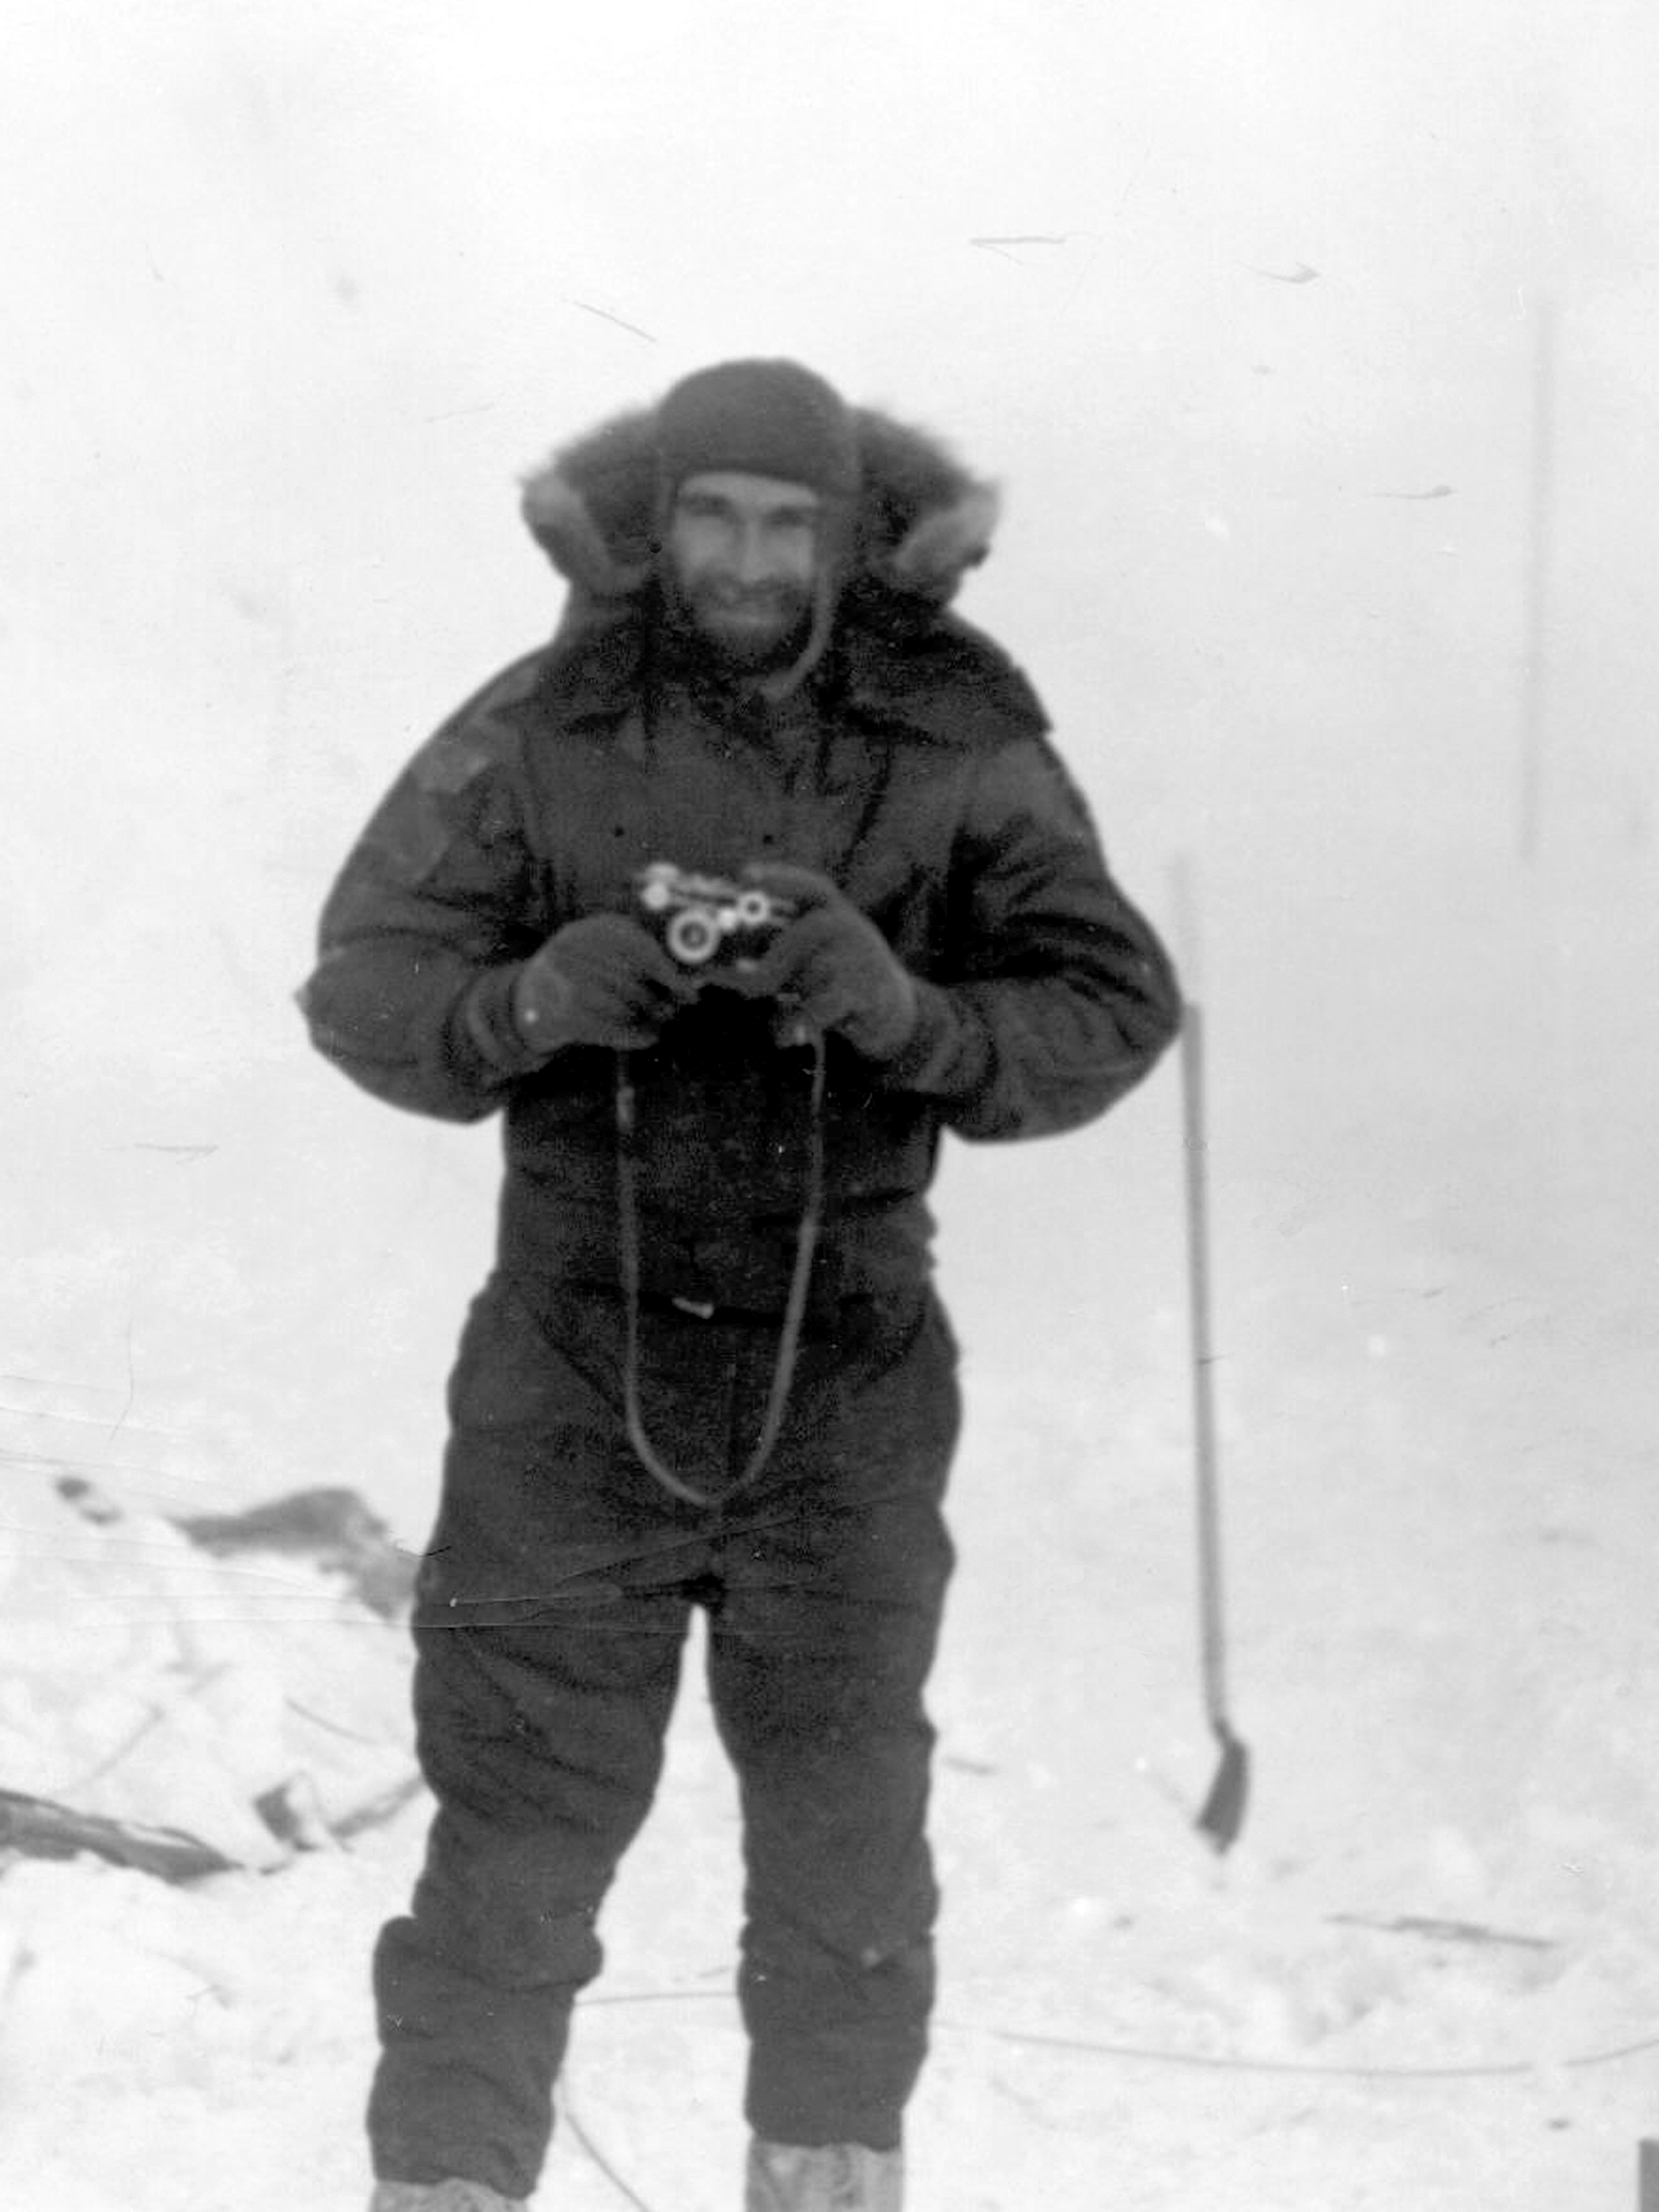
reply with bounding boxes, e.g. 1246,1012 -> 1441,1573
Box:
709,589 -> 793,613
682,582 -> 812,662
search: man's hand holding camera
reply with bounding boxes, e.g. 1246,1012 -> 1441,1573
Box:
743,863 -> 919,1062
512,913 -> 697,1051
513,864 -> 918,1062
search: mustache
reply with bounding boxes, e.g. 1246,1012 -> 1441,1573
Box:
699,581 -> 811,611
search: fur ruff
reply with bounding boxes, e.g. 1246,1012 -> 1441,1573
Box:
519,401 -> 999,612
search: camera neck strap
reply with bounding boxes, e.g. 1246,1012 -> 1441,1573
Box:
613,1033 -> 827,1507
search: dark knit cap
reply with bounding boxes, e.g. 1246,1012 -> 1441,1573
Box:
655,359 -> 860,501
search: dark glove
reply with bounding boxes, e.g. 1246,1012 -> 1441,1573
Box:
744,865 -> 919,1061
512,914 -> 696,1052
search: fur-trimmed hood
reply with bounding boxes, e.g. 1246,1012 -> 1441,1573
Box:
519,401 -> 1000,615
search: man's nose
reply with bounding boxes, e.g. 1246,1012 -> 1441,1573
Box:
730,522 -> 774,584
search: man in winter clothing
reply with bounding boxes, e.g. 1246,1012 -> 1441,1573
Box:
302,358 -> 1180,2212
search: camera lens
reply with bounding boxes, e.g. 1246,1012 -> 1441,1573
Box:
666,908 -> 722,965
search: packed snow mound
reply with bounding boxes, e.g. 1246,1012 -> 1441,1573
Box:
0,1477 -> 426,2210
0,1475 -> 417,1869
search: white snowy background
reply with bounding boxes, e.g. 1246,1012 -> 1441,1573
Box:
2,3 -> 1657,2206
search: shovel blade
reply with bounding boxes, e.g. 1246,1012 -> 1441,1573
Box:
1196,1727 -> 1250,1853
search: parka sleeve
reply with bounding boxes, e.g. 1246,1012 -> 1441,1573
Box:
878,733 -> 1181,1140
297,707 -> 555,1123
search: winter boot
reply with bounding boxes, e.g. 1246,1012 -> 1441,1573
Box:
745,2138 -> 904,2211
369,2181 -> 526,2212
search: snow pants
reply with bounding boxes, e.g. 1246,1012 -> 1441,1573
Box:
367,1261 -> 960,2201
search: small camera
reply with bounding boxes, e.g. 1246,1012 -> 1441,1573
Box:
636,861 -> 794,971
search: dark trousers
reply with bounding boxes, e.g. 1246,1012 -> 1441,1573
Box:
368,1267 -> 960,2199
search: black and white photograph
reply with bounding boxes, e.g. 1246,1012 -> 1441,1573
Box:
1,5 -> 1655,2207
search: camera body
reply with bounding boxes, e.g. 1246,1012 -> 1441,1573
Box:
636,861 -> 794,973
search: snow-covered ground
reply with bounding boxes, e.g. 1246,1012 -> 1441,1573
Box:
2,831 -> 1655,2212
4,6 -> 1657,2208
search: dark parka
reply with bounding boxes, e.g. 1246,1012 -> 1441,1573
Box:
301,402 -> 1180,1301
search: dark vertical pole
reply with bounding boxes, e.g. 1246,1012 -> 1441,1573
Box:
1180,997 -> 1249,1851
1180,1000 -> 1226,1720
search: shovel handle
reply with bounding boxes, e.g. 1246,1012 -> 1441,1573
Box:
1179,1000 -> 1230,1727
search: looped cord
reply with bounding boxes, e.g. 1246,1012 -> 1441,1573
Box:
614,1034 -> 826,1507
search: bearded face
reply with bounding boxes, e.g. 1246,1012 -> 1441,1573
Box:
663,471 -> 824,674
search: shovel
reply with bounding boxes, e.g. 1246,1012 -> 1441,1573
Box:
1179,997 -> 1250,1852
